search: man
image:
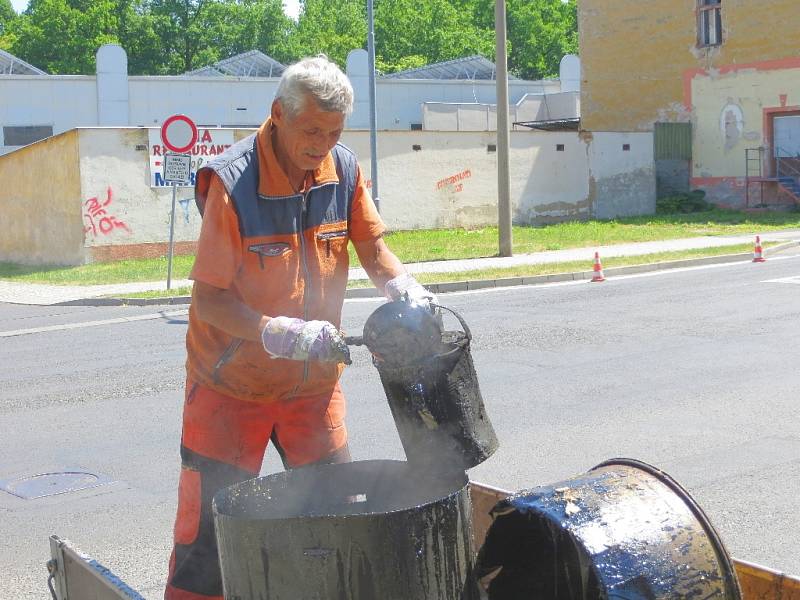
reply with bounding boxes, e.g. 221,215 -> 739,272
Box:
165,55 -> 433,600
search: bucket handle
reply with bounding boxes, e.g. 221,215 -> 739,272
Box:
431,304 -> 472,343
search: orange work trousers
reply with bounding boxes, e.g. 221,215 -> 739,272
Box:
164,379 -> 349,600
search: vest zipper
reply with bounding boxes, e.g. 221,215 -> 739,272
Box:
299,191 -> 311,383
296,181 -> 337,390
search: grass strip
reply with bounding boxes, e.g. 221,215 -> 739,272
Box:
2,208 -> 796,286
119,243 -> 764,299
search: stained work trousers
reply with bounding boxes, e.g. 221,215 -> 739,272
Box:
164,379 -> 349,600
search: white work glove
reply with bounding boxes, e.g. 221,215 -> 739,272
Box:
384,273 -> 438,308
261,316 -> 351,364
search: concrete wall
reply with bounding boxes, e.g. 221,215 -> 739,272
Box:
579,0 -> 800,132
0,127 -> 655,265
0,76 -> 98,149
690,60 -> 800,176
689,59 -> 800,207
588,132 -> 656,219
0,129 -> 84,264
342,130 -> 595,227
0,45 -> 559,155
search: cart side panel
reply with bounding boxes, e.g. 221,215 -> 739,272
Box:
734,559 -> 800,600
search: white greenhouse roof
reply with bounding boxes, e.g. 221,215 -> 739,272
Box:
0,49 -> 46,75
185,50 -> 285,78
381,55 -> 517,81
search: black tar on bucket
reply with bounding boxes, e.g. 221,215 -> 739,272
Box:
360,299 -> 498,471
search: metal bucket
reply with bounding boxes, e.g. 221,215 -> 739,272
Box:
213,459 -> 480,600
363,301 -> 498,471
475,458 -> 742,599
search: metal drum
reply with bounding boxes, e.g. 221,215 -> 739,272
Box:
213,460 -> 480,600
476,458 -> 742,599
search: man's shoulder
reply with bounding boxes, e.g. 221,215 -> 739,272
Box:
206,133 -> 258,173
331,142 -> 357,164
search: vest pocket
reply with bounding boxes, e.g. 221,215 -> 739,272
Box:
316,230 -> 348,258
247,242 -> 292,270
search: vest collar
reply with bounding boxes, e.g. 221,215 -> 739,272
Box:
256,119 -> 340,197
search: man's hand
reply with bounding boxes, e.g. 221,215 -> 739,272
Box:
261,317 -> 351,364
384,273 -> 438,308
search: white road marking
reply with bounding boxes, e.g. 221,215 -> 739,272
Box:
763,275 -> 800,285
3,254 -> 799,337
446,254 -> 800,297
0,309 -> 188,338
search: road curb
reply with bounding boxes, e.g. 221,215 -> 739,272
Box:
57,240 -> 800,307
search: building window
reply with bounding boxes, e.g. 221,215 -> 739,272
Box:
698,0 -> 722,47
2,125 -> 53,146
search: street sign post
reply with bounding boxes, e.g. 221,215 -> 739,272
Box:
160,115 -> 198,290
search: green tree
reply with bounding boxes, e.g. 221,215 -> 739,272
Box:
9,0 -> 119,73
508,0 -> 577,80
112,0 -> 162,75
0,0 -> 17,51
287,0 -> 365,68
472,0 -> 577,80
374,0 -> 494,73
147,0 -> 292,74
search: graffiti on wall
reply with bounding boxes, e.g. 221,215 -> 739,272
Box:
83,187 -> 131,239
178,198 -> 192,224
436,169 -> 472,193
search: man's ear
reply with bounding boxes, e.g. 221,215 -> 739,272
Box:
271,99 -> 282,125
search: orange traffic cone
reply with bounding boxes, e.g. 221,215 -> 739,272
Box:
591,251 -> 606,282
753,235 -> 766,263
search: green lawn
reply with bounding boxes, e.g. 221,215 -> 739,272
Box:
381,209 -> 800,262
116,243 -> 767,300
1,208 -> 798,286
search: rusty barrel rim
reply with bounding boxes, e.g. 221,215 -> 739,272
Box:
593,457 -> 742,598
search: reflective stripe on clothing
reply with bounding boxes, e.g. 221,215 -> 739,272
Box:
165,379 -> 349,600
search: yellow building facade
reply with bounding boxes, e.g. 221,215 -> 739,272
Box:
579,0 -> 800,206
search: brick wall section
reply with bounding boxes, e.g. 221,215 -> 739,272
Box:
579,0 -> 800,132
90,241 -> 198,262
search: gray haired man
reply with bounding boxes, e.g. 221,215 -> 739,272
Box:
165,55 -> 433,599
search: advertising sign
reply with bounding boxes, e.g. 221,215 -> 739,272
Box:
148,127 -> 234,187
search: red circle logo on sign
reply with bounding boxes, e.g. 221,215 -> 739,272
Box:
160,115 -> 198,154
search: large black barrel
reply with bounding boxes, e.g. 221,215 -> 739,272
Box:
476,458 -> 742,599
213,460 -> 480,600
363,301 -> 498,471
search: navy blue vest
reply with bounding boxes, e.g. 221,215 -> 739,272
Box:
194,133 -> 358,237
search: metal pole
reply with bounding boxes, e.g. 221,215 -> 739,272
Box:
495,0 -> 513,257
167,182 -> 177,290
367,0 -> 380,211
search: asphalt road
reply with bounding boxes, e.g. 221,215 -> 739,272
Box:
2,250 -> 800,598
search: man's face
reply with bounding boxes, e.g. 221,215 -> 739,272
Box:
271,96 -> 346,172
